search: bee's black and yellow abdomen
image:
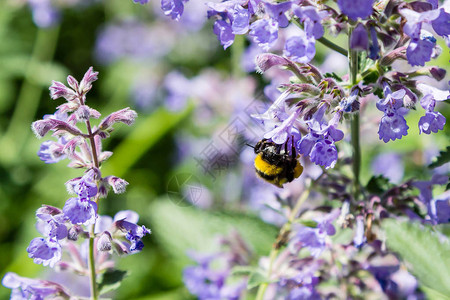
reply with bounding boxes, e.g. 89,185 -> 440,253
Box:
254,153 -> 283,177
254,152 -> 303,188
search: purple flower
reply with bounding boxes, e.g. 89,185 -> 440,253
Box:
350,23 -> 369,50
264,1 -> 292,28
37,138 -> 67,164
263,108 -> 302,144
28,0 -> 60,28
419,111 -> 446,134
249,19 -> 278,51
290,210 -> 338,257
27,238 -> 62,267
371,153 -> 404,184
213,19 -> 235,49
63,197 -> 98,226
284,30 -> 316,63
183,251 -> 245,300
133,0 -> 149,3
114,213 -> 151,252
241,42 -> 263,72
434,191 -> 450,224
406,36 -> 435,66
164,71 -> 191,111
353,216 -> 366,248
231,4 -> 250,34
161,0 -> 187,21
376,84 -> 409,143
2,272 -> 69,299
299,106 -> 344,169
413,174 -> 448,224
337,0 -> 374,20
417,83 -> 448,134
36,209 -> 68,240
293,6 -> 327,39
432,8 -> 450,37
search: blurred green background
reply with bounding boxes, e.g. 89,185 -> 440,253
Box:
0,0 -> 449,299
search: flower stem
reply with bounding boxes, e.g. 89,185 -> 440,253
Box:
291,19 -> 348,57
88,225 -> 98,300
255,183 -> 310,300
348,28 -> 361,201
317,37 -> 348,57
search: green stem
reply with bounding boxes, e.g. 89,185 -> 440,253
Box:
255,184 -> 310,300
0,26 -> 60,164
317,37 -> 348,57
231,34 -> 245,77
291,18 -> 348,57
348,27 -> 361,201
88,225 -> 98,300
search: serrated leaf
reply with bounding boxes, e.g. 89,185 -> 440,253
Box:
247,271 -> 270,290
429,146 -> 450,169
382,219 -> 450,296
366,175 -> 391,194
98,269 -> 128,295
323,72 -> 343,82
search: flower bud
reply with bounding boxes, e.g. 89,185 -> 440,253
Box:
49,81 -> 77,101
78,67 -> 99,95
75,105 -> 91,121
66,75 -> 79,92
31,118 -> 83,138
98,108 -> 138,130
97,231 -> 113,252
350,23 -> 369,51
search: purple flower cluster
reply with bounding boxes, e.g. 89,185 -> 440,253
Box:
3,68 -> 149,298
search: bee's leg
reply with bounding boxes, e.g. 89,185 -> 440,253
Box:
291,135 -> 296,158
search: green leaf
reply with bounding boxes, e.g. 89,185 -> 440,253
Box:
231,266 -> 260,276
429,146 -> 450,169
382,219 -> 450,296
366,175 -> 391,194
147,199 -> 278,267
296,220 -> 318,228
98,269 -> 128,295
323,72 -> 343,82
247,271 -> 270,290
421,285 -> 450,300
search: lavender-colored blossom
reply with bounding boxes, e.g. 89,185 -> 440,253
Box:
432,8 -> 450,36
2,272 -> 69,299
183,251 -> 245,300
264,1 -> 292,28
337,0 -> 374,20
434,191 -> 450,224
161,0 -> 187,21
36,211 -> 68,240
413,174 -> 448,224
164,71 -> 191,111
299,107 -> 344,169
417,82 -> 448,134
133,0 -> 149,4
115,218 -> 151,252
290,211 -> 338,257
231,4 -> 250,34
37,138 -> 67,164
213,19 -> 235,49
376,84 -> 409,143
350,23 -> 369,50
28,0 -> 60,28
63,197 -> 98,226
406,36 -> 435,66
241,42 -> 263,72
249,19 -> 278,51
263,108 -> 301,144
293,6 -> 326,39
27,238 -> 62,267
284,30 -> 316,63
419,111 -> 446,134
371,153 -> 404,184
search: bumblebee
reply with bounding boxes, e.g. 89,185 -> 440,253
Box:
253,138 -> 303,188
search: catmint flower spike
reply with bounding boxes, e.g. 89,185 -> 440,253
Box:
78,66 -> 98,95
98,107 -> 138,131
